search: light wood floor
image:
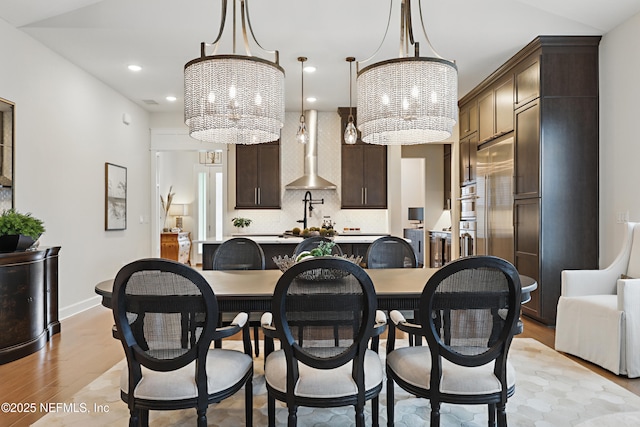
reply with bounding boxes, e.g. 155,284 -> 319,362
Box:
2,306 -> 640,426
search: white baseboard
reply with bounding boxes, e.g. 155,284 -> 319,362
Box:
59,295 -> 102,320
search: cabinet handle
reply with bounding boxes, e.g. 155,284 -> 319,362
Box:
257,187 -> 261,205
361,187 -> 365,205
364,187 -> 368,205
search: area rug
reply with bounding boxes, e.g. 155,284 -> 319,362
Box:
32,339 -> 640,426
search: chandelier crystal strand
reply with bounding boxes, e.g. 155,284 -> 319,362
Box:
344,57 -> 358,145
296,57 -> 309,144
184,0 -> 285,144
356,0 -> 458,145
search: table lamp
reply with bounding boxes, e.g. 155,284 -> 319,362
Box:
169,204 -> 189,230
408,207 -> 424,228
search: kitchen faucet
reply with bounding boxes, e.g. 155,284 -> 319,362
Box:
297,190 -> 323,230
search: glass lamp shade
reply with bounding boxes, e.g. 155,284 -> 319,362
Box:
344,118 -> 358,144
296,115 -> 308,144
357,57 -> 458,145
184,54 -> 285,144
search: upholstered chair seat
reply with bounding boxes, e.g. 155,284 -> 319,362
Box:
387,346 -> 515,395
265,348 -> 383,398
120,349 -> 252,401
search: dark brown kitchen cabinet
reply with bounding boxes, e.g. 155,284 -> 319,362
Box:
341,144 -> 387,208
514,100 -> 540,197
458,101 -> 478,138
443,144 -> 451,209
458,35 -> 601,325
338,107 -> 388,209
459,132 -> 478,185
235,140 -> 280,209
478,75 -> 514,143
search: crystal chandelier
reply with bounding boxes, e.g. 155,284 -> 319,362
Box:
357,0 -> 458,145
344,57 -> 358,145
295,57 -> 308,144
184,0 -> 285,144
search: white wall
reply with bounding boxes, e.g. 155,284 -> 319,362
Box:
599,11 -> 640,266
0,18 -> 152,317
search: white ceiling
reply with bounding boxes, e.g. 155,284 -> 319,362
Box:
1,0 -> 640,114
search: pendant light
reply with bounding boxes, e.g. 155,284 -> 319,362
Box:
184,0 -> 285,144
295,57 -> 308,144
344,57 -> 358,145
357,0 -> 458,145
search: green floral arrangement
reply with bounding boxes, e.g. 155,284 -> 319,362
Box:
0,209 -> 46,240
232,217 -> 252,228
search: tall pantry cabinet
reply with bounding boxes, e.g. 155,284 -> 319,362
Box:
459,36 -> 601,325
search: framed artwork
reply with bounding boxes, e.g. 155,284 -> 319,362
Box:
105,162 -> 127,230
198,150 -> 223,166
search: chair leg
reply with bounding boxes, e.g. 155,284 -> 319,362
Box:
268,394 -> 276,427
431,401 -> 441,427
287,405 -> 298,427
355,403 -> 365,427
497,402 -> 507,427
196,408 -> 207,427
372,395 -> 380,427
245,375 -> 253,426
488,403 -> 496,427
140,409 -> 149,427
129,409 -> 138,427
386,370 -> 395,427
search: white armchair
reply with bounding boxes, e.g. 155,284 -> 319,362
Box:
555,222 -> 640,377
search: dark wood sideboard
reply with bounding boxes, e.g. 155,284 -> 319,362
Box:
0,246 -> 61,364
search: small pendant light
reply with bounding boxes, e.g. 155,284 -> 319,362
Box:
296,57 -> 309,144
344,57 -> 358,144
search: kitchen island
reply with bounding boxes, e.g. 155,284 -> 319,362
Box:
201,233 -> 390,269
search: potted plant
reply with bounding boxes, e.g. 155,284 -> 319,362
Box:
232,217 -> 252,233
0,209 -> 46,252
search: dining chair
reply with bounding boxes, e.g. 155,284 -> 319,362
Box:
365,235 -> 417,269
213,237 -> 266,270
366,235 -> 419,345
261,256 -> 386,427
385,255 -> 522,427
213,237 -> 266,357
292,236 -> 343,256
112,258 -> 253,427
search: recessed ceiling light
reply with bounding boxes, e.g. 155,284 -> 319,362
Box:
128,64 -> 142,72
306,97 -> 317,103
166,96 -> 177,102
303,65 -> 316,73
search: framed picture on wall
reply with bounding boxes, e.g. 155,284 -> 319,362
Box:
105,162 -> 127,230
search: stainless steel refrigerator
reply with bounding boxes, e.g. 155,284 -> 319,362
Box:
476,136 -> 514,263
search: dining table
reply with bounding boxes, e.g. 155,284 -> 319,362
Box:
94,267 -> 537,314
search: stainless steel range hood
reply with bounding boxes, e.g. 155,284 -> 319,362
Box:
285,109 -> 337,190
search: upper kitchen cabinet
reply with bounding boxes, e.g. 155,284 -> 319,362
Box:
338,108 -> 388,209
478,75 -> 514,143
458,100 -> 478,185
235,140 -> 281,209
458,101 -> 478,138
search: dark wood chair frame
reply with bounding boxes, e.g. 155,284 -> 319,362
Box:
112,258 -> 253,427
365,235 -> 418,269
213,237 -> 265,357
385,255 -> 521,427
262,257 -> 386,427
